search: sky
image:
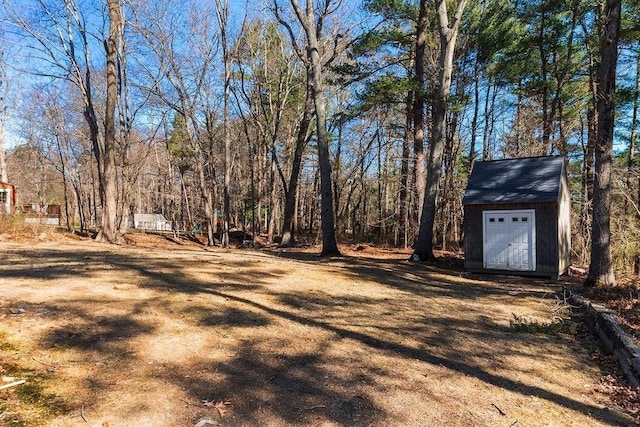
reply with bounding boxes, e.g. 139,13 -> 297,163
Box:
0,0 -> 637,157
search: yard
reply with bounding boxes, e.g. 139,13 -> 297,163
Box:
0,236 -> 637,426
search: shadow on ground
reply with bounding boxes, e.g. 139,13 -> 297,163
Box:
0,245 -> 634,425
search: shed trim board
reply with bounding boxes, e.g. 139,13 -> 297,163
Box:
482,209 -> 536,271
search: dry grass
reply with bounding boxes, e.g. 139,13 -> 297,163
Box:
0,235 -> 636,426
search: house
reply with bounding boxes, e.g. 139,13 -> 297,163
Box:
23,204 -> 61,225
0,182 -> 16,213
462,156 -> 571,279
130,213 -> 172,231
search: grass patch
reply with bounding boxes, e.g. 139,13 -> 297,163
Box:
0,331 -> 19,351
510,313 -> 577,335
0,334 -> 70,426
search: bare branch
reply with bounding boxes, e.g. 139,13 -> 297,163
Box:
271,1 -> 306,63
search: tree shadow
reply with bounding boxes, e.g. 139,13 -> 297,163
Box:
41,314 -> 154,354
0,249 -> 116,281
183,285 -> 632,426
162,337 -> 385,426
271,249 -> 557,302
198,306 -> 271,328
1,245 -> 634,425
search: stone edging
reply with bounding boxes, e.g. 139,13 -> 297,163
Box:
570,294 -> 640,388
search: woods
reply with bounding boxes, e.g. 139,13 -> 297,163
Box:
0,0 -> 639,278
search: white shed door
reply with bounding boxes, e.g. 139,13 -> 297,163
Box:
483,210 -> 535,271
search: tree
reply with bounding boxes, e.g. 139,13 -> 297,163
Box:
585,0 -> 621,287
275,0 -> 341,256
233,20 -> 304,246
352,0 -> 443,246
413,0 -> 467,261
619,1 -> 640,274
167,113 -> 194,227
413,0 -> 428,226
280,75 -> 312,247
631,53 -> 640,274
0,40 -> 9,184
131,0 -> 221,246
6,0 -> 128,242
215,0 -> 233,248
96,0 -> 123,243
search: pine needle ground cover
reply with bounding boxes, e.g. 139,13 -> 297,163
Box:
0,238 -> 636,426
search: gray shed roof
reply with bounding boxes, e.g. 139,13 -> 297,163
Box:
463,156 -> 565,205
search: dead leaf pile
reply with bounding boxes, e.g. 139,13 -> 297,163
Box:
585,282 -> 640,342
595,373 -> 640,423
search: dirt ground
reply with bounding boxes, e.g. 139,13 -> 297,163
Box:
0,234 -> 638,426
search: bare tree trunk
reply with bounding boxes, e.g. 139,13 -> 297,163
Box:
579,18 -> 599,252
482,80 -> 497,160
192,144 -> 216,245
626,54 -> 639,216
268,148 -> 278,243
114,13 -> 134,234
178,169 -> 193,230
469,60 -> 480,168
413,0 -> 428,227
280,78 -> 312,247
633,54 -> 640,275
333,120 -> 343,227
257,132 -> 265,237
514,91 -> 522,154
90,164 -> 97,229
250,150 -> 257,240
215,0 -> 232,248
538,6 -> 551,150
399,91 -> 412,248
0,52 -> 8,184
637,160 -> 640,275
53,130 -> 72,231
0,143 -> 6,184
310,166 -> 318,236
383,138 -> 391,242
289,0 -> 340,256
96,0 -> 122,243
413,0 -> 466,261
73,178 -> 86,232
586,0 -> 620,287
581,107 -> 595,238
376,129 -> 383,241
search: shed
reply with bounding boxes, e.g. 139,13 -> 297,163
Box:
131,213 -> 172,231
23,204 -> 61,225
0,182 -> 16,213
462,156 -> 571,279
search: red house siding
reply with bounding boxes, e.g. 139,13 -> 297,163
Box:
0,182 -> 16,212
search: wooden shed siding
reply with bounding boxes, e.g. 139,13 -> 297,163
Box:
464,202 -> 560,276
